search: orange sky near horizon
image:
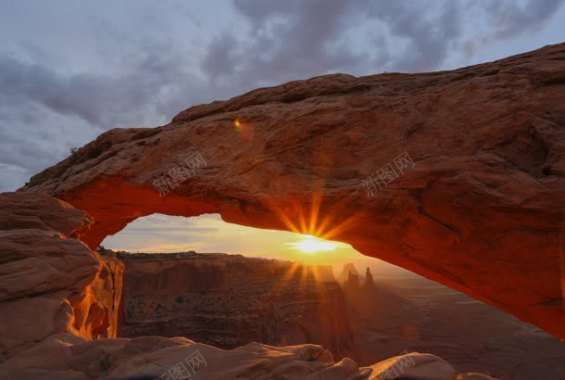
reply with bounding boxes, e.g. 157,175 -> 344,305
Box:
101,213 -> 380,267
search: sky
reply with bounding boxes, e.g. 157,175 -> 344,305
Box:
2,0 -> 565,264
102,213 -> 368,267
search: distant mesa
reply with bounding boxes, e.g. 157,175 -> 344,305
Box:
338,262 -> 361,284
112,249 -> 352,357
364,267 -> 375,290
339,263 -> 376,292
345,270 -> 361,291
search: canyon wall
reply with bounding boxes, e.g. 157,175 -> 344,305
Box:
113,251 -> 354,357
0,193 -> 123,361
1,192 -> 490,379
21,43 -> 565,340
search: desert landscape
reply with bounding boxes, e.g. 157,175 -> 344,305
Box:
1,2 -> 565,379
110,249 -> 352,355
98,249 -> 564,379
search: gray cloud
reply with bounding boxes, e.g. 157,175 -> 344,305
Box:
0,50 -> 193,191
201,33 -> 239,80
486,0 -> 565,39
365,1 -> 462,71
0,49 -> 195,129
225,0 -> 564,78
0,0 -> 563,192
221,0 -> 364,84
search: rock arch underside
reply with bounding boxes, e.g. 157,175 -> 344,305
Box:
2,43 -> 565,379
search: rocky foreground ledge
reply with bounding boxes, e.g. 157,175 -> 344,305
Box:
0,192 -> 494,379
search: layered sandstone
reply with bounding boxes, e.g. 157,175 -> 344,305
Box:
0,192 -> 492,379
112,250 -> 353,356
21,43 -> 565,339
0,193 -> 123,361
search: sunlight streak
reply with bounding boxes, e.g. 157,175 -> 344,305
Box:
288,234 -> 338,253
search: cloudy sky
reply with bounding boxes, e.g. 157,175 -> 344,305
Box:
1,1 -> 564,262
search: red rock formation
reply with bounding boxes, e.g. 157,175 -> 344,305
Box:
338,262 -> 362,284
0,193 -> 123,361
21,43 -> 565,340
114,251 -> 354,356
0,192 -> 490,379
364,267 -> 375,290
344,271 -> 362,292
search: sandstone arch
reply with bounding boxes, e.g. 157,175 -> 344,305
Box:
22,43 -> 565,340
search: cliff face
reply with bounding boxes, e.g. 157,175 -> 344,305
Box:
0,193 -> 493,379
20,43 -> 565,340
115,251 -> 353,357
0,193 -> 123,362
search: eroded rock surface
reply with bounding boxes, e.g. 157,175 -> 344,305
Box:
113,250 -> 353,356
0,193 -> 123,362
21,43 -> 565,339
0,192 -> 492,379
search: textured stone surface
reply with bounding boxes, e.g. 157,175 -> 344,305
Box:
115,251 -> 353,356
21,43 -> 565,339
2,331 -> 459,380
366,352 -> 456,380
0,193 -> 123,362
0,193 -> 494,379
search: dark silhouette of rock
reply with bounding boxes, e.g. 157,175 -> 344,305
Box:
345,270 -> 361,291
364,267 -> 375,290
338,263 -> 361,284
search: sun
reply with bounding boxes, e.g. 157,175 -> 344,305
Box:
288,234 -> 338,253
